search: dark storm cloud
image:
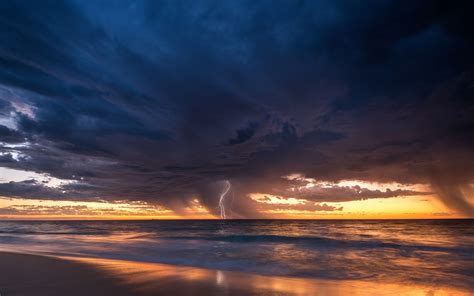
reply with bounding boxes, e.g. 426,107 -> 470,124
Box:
0,125 -> 24,143
0,0 -> 473,217
0,180 -> 91,200
269,183 -> 430,203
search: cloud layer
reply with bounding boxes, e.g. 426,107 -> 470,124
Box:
0,0 -> 473,217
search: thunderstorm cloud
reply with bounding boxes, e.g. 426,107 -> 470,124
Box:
0,0 -> 473,217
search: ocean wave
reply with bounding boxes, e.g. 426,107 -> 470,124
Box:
0,230 -> 111,235
155,234 -> 472,253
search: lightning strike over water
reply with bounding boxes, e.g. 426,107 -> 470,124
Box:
219,180 -> 231,219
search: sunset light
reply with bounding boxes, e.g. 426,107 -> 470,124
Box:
0,0 -> 472,295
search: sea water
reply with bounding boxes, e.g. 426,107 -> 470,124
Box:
0,219 -> 472,291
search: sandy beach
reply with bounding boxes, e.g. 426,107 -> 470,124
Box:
0,251 -> 471,296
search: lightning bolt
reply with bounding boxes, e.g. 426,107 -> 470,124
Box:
219,180 -> 231,219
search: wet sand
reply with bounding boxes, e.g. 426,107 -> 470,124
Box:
0,252 -> 470,296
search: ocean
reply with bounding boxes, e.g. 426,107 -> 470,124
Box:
0,219 -> 472,291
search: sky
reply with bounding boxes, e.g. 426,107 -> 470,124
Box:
0,0 -> 473,219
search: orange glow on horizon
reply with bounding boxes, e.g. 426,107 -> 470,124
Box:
0,197 -> 214,220
0,178 -> 465,220
0,194 -> 461,220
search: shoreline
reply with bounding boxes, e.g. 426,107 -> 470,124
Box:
0,251 -> 470,295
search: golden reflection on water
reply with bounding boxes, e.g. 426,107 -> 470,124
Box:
67,256 -> 471,296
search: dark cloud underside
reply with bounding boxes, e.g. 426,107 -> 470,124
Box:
0,0 -> 473,217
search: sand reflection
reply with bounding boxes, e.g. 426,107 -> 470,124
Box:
68,256 -> 471,296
